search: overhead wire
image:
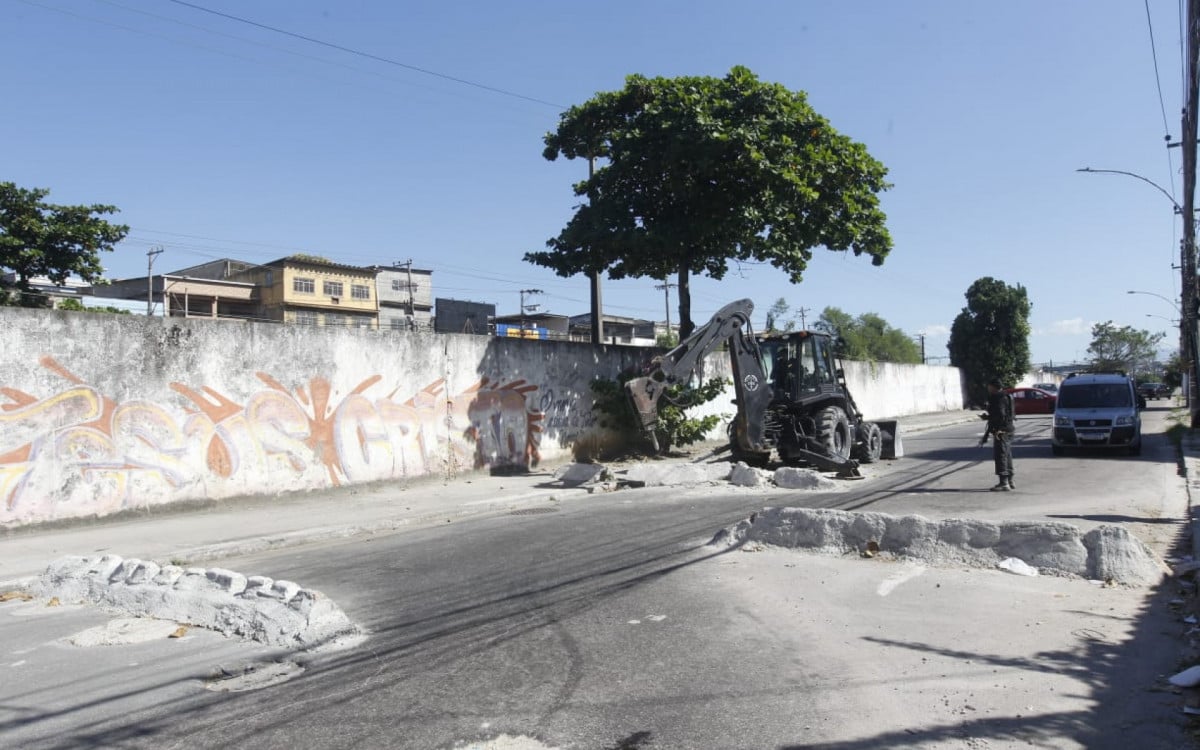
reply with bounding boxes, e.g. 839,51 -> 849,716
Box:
164,0 -> 567,110
1146,0 -> 1180,199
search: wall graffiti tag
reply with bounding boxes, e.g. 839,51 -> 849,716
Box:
0,356 -> 543,525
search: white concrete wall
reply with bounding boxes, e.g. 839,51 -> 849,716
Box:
0,309 -> 659,527
688,357 -> 966,429
1017,370 -> 1064,388
0,310 -> 966,527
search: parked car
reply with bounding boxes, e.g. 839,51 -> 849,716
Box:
1137,382 -> 1171,400
1005,387 -> 1057,415
1051,372 -> 1141,455
1031,382 -> 1059,394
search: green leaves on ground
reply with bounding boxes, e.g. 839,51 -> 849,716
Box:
591,370 -> 728,455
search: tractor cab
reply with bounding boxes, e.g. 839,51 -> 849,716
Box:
757,331 -> 842,403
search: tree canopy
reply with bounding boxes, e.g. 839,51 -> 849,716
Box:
526,66 -> 893,338
815,306 -> 922,364
0,181 -> 128,307
764,297 -> 797,333
1086,321 -> 1164,376
948,277 -> 1031,404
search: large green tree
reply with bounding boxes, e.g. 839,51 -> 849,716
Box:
815,306 -> 922,363
527,66 -> 893,338
948,278 -> 1031,404
1086,321 -> 1164,376
0,181 -> 128,307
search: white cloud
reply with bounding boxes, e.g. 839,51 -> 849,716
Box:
919,324 -> 950,337
1035,318 -> 1092,336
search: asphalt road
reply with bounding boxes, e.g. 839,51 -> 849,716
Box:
1,406 -> 1194,749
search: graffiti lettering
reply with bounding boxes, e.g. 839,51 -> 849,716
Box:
0,357 -> 544,525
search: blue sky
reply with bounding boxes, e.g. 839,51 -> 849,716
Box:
2,0 -> 1191,364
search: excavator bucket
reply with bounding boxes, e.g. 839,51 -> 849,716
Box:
625,376 -> 664,452
875,420 -> 903,459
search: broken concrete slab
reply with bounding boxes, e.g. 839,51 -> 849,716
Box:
622,462 -> 731,487
30,555 -> 360,648
552,462 -> 610,487
773,467 -> 839,491
1083,526 -> 1170,584
709,506 -> 1166,586
730,462 -> 771,488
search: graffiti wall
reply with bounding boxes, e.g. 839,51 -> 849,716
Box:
0,309 -> 964,528
0,309 -> 647,527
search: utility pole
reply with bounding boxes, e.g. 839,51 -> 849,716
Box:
588,154 -> 604,344
396,258 -> 415,323
519,288 -> 543,333
1184,0 -> 1200,424
916,334 -> 926,364
654,281 -> 676,340
796,306 -> 811,330
146,246 -> 163,316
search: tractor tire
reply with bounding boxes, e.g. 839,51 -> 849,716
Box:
855,422 -> 884,463
816,406 -> 853,461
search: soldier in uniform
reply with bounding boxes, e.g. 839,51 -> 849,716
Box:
979,378 -> 1015,491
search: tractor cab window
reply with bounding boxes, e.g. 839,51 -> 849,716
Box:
760,338 -> 800,398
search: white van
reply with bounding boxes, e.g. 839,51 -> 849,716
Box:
1051,373 -> 1141,455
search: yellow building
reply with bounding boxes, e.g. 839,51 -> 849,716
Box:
244,256 -> 380,329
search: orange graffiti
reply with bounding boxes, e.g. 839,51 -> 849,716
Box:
0,358 -> 546,524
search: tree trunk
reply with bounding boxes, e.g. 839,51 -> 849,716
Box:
677,262 -> 693,339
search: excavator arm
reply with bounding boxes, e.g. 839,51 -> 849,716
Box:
625,299 -> 773,456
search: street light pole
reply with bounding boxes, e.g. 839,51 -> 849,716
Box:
1079,163 -> 1195,418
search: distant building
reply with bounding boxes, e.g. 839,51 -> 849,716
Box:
569,313 -> 659,345
373,264 -> 433,330
87,258 -> 260,320
493,312 -> 571,340
234,256 -> 379,329
434,298 -> 494,335
2,272 -> 89,308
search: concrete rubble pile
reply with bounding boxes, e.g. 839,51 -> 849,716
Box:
710,506 -> 1168,586
30,554 -> 359,648
557,460 -> 838,491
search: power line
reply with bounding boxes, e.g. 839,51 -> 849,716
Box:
164,0 -> 566,110
1145,0 -> 1181,205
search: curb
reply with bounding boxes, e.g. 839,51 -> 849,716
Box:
1183,432 -> 1200,564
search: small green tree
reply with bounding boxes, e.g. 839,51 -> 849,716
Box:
590,369 -> 727,455
527,66 -> 893,339
815,307 -> 921,363
1163,350 -> 1186,390
764,298 -> 795,333
57,298 -> 131,314
948,278 -> 1032,404
0,182 -> 128,307
1086,321 -> 1164,376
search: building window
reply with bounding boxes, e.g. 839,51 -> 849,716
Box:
295,310 -> 317,326
323,281 -> 344,297
264,270 -> 274,286
293,277 -> 314,294
352,284 -> 370,300
391,279 -> 414,291
354,316 -> 372,329
324,313 -> 345,327
390,318 -> 407,330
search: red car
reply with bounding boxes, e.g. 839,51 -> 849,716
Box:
1005,387 -> 1057,415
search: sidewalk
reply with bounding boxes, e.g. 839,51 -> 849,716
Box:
0,410 -> 979,587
